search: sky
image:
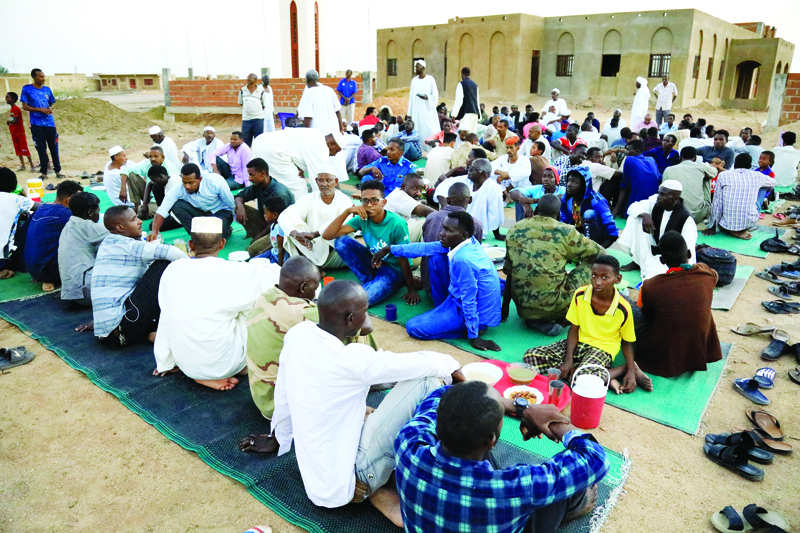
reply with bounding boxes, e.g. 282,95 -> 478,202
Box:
1,0 -> 798,79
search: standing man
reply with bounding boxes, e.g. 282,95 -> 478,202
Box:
238,73 -> 267,146
631,77 -> 651,129
180,126 -> 225,174
652,75 -> 678,127
210,131 -> 253,190
298,69 -> 343,134
262,75 -> 276,133
20,69 -> 64,179
147,126 -> 181,170
336,70 -> 358,127
451,67 -> 480,134
408,60 -> 440,142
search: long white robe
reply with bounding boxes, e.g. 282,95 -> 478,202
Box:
541,97 -> 568,116
631,82 -> 651,128
180,137 -> 225,174
251,129 -> 330,199
441,177 -> 505,239
277,190 -> 354,266
617,195 -> 697,280
408,75 -> 440,142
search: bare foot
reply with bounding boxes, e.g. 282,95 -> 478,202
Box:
564,485 -> 598,522
609,378 -> 622,395
0,269 -> 14,280
619,262 -> 639,272
369,484 -> 403,528
730,229 -> 752,240
635,364 -> 653,392
195,377 -> 239,391
148,332 -> 157,343
239,433 -> 279,454
42,282 -> 55,292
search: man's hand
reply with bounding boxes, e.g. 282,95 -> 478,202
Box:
348,205 -> 369,219
239,433 -> 279,454
182,153 -> 189,164
519,404 -> 571,441
402,290 -> 421,306
451,369 -> 467,384
559,359 -> 575,382
42,107 -> 53,115
370,168 -> 384,180
75,321 -> 94,333
619,369 -> 638,394
418,94 -> 428,100
470,338 -> 501,352
139,203 -> 150,218
211,164 -> 219,174
523,203 -> 535,218
639,213 -> 655,234
291,230 -> 316,250
236,204 -> 247,224
371,246 -> 391,269
119,186 -> 128,204
146,232 -> 160,242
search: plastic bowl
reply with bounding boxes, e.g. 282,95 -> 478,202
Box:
227,251 -> 250,262
507,363 -> 537,385
461,362 -> 503,387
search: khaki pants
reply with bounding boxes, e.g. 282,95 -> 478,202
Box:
125,173 -> 147,207
342,103 -> 355,125
242,205 -> 272,256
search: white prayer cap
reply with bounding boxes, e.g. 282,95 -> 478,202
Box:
149,125 -> 163,135
190,216 -> 223,234
329,130 -> 346,149
316,165 -> 337,177
108,145 -> 124,157
561,108 -> 571,116
203,126 -> 215,133
636,76 -> 648,86
661,180 -> 683,192
552,88 -> 560,94
415,59 -> 426,68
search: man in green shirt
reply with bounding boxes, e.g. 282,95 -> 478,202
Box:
322,179 -> 415,305
122,146 -> 181,217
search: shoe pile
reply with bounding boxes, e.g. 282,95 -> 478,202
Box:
756,259 -> 800,313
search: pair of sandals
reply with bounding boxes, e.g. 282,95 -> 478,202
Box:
712,504 -> 790,532
760,330 -> 798,362
766,281 -> 799,300
0,346 -> 35,370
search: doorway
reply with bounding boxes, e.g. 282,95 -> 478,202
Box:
530,51 -> 540,94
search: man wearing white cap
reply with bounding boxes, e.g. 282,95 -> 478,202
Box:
541,89 -> 568,117
250,128 -> 345,200
617,180 -> 697,279
149,126 -> 181,169
180,126 -> 225,174
278,167 -> 357,268
631,77 -> 651,130
153,216 -> 277,391
104,146 -> 133,207
298,69 -> 343,135
408,60 -> 441,142
112,145 -> 180,211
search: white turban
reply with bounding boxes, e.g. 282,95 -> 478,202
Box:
636,77 -> 648,86
415,59 -> 426,69
661,180 -> 683,192
148,125 -> 163,135
203,126 -> 215,133
108,145 -> 123,157
191,216 -> 223,234
316,165 -> 338,177
552,88 -> 560,94
328,130 -> 346,149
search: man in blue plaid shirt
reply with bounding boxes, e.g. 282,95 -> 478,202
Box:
395,382 -> 609,533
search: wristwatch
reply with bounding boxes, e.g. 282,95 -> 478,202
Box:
514,397 -> 530,417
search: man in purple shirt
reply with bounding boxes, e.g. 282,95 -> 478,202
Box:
356,128 -> 382,170
211,131 -> 252,190
20,69 -> 64,179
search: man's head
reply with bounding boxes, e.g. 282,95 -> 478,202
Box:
680,146 -> 697,161
746,134 -> 761,147
247,73 -> 258,86
386,139 -> 404,164
401,173 -> 425,200
147,164 -> 170,187
565,170 -> 586,199
180,163 -> 203,194
316,168 -> 338,198
109,145 -> 127,166
345,69 -> 353,79
643,113 -> 653,124
626,139 -> 645,156
324,132 -> 344,156
734,153 -> 752,169
530,140 -> 546,157
30,69 -> 45,85
467,148 -> 487,167
551,89 -> 560,100
535,193 -> 562,219
662,75 -> 670,85
565,123 -> 579,142
148,126 -> 165,144
658,230 -> 691,268
189,216 -> 225,256
666,113 -> 675,125
279,256 -> 321,300
440,211 -> 473,249
460,66 -> 471,79
437,381 -> 504,459
318,280 -> 372,338
465,132 -> 479,145
497,119 -> 509,136
365,106 -> 376,118
683,113 -> 693,123
491,114 -> 501,127
230,131 -> 244,148
442,118 -> 453,133
148,146 -> 165,166
361,128 -> 376,146
713,132 -> 728,150
414,61 -> 425,76
305,69 -> 320,86
261,74 -> 270,87
403,119 -> 415,133
202,126 -> 216,143
656,181 -> 683,211
0,167 -> 17,193
580,121 -> 593,133
662,134 -> 677,152
783,131 -> 797,147
586,147 -> 603,164
570,143 -> 588,164
446,182 -> 472,209
468,158 -> 492,185
5,92 -> 18,106
263,196 -> 287,224
104,205 -> 142,239
68,192 -> 101,222
542,167 -> 559,188
480,103 -> 485,111
443,132 -> 457,147
591,255 -> 621,294
760,150 -> 775,168
739,127 -> 752,143
690,127 -> 702,139
528,124 -> 543,141
360,180 -> 387,218
55,180 -> 83,207
647,127 -> 659,139
246,158 -> 271,187
619,127 -> 633,141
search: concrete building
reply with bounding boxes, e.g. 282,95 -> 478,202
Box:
278,0 -> 328,78
96,73 -> 162,91
376,9 -> 794,112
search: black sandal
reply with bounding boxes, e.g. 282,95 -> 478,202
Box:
703,443 -> 764,481
742,504 -> 790,532
704,432 -> 773,464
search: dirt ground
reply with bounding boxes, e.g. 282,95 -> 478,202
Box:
1,92 -> 799,533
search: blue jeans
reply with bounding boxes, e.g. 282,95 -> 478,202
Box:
583,209 -> 614,245
427,252 -> 450,308
757,187 -> 771,211
30,125 -> 60,174
334,236 -> 403,305
407,296 -> 469,340
404,141 -> 422,161
241,119 -> 264,146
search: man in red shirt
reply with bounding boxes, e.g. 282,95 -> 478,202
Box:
5,92 -> 34,171
551,123 -> 585,156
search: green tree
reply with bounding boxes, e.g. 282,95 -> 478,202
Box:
0,65 -> 8,74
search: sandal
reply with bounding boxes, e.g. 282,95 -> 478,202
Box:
742,504 -> 790,532
755,270 -> 784,284
789,245 -> 800,255
761,300 -> 800,314
747,430 -> 793,454
745,408 -> 784,441
768,285 -> 795,300
731,323 -> 776,336
733,379 -> 769,405
753,368 -> 776,389
768,265 -> 800,280
761,330 -> 790,361
703,444 -> 764,481
704,432 -> 774,464
711,506 -> 750,532
789,367 -> 800,386
0,346 -> 35,370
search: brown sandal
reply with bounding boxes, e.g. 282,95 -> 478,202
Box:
745,408 -> 785,441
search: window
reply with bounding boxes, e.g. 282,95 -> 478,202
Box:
556,55 -> 574,77
144,78 -> 154,86
387,59 -> 398,77
601,54 -> 621,77
706,58 -> 714,80
111,79 -> 117,86
718,60 -> 725,81
102,79 -> 107,86
649,54 -> 671,77
692,55 -> 701,79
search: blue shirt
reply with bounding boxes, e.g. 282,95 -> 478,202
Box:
515,184 -> 566,200
20,84 -> 56,127
658,122 -> 678,135
644,147 -> 680,175
156,172 -> 235,218
559,167 -> 618,239
621,154 -> 661,210
361,156 -> 416,194
336,78 -> 358,105
24,203 -> 71,275
395,386 -> 610,533
394,129 -> 422,155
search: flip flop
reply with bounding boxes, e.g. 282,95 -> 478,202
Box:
768,285 -> 795,300
747,430 -> 793,454
711,506 -> 751,532
0,347 -> 35,370
761,300 -> 800,314
753,368 -> 776,389
745,408 -> 784,441
731,323 -> 776,336
761,330 -> 790,361
733,379 -> 769,405
756,270 -> 784,284
789,367 -> 800,386
705,433 -> 774,464
789,245 -> 800,255
769,265 -> 800,279
742,504 -> 791,532
703,444 -> 764,481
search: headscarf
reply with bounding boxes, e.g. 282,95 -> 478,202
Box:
505,135 -> 521,146
415,59 -> 426,69
636,76 -> 648,86
552,88 -> 560,95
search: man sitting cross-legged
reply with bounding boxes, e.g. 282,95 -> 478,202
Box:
559,168 -> 618,248
268,280 -> 463,525
523,255 -> 653,394
510,166 -> 566,221
395,381 -> 609,533
384,172 -> 435,242
82,205 -> 187,345
140,165 -> 184,232
503,194 -> 603,337
372,211 -> 502,352
323,180 -> 415,305
635,231 -> 722,378
152,217 -> 276,391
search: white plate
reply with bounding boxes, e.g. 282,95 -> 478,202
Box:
461,362 -> 504,386
484,247 -> 506,261
91,185 -> 106,191
503,385 -> 544,405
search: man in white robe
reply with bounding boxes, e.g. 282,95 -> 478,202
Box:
631,77 -> 651,129
180,126 -> 225,174
148,126 -> 181,170
153,217 -> 277,391
540,89 -> 568,117
408,60 -> 440,142
262,75 -> 276,133
617,180 -> 697,280
298,69 -> 343,135
251,128 -> 346,200
278,168 -> 354,268
437,159 -> 505,240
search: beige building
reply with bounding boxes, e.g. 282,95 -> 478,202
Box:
96,73 -> 161,91
377,9 -> 794,111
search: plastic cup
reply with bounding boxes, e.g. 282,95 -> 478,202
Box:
549,380 -> 565,406
385,304 -> 398,321
323,276 -> 335,286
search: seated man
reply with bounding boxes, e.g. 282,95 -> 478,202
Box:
697,131 -> 735,171
661,146 -> 719,222
58,192 -> 109,307
482,118 -> 512,156
377,211 -> 502,351
523,255 -> 652,394
278,168 -> 353,269
438,158 -> 506,241
271,280 -> 462,525
210,131 -> 253,190
658,113 -> 678,136
114,145 -> 180,209
356,128 -> 382,171
635,231 -> 722,377
393,119 -> 422,161
0,168 -> 39,280
87,205 -> 187,345
148,163 -> 236,241
323,180 -> 414,305
233,158 -> 295,256
503,195 -> 603,336
492,136 -> 532,200
424,117 -> 454,147
644,134 -> 680,175
139,165 -> 183,230
551,123 -> 584,156
551,143 -> 589,179
559,168 -> 618,248
703,153 -> 776,240
180,126 -> 224,174
614,140 -> 661,217
642,127 -> 661,151
424,132 -> 457,183
584,147 -> 622,208
395,381 -> 609,533
617,180 -> 696,278
153,217 -> 275,391
385,173 -> 435,242
510,166 -> 565,221
434,148 -> 485,207
771,131 -> 800,188
24,180 -> 83,291
450,133 -> 497,171
358,139 -> 416,194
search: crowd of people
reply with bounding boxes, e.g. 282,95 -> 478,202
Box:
2,63 -> 799,533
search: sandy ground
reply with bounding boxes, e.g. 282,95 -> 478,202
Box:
1,92 -> 800,532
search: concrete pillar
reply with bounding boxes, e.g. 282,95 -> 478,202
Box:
767,74 -> 787,129
162,68 -> 171,106
188,68 -> 194,80
362,71 -> 373,105
261,67 -> 270,77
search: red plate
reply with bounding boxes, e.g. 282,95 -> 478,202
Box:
483,359 -> 571,411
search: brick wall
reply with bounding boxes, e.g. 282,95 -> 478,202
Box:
169,77 -> 363,109
780,73 -> 800,124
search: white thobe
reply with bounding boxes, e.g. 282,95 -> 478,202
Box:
156,136 -> 181,170
251,129 -> 330,199
434,176 -> 470,204
492,154 -> 532,190
617,195 -> 697,280
772,145 -> 800,187
154,257 -> 277,380
385,189 -> 425,242
408,75 -> 440,142
297,85 -> 342,135
263,86 -> 275,132
541,98 -> 568,116
180,137 -> 225,174
631,85 -> 651,128
277,190 -> 354,266
467,178 -> 505,238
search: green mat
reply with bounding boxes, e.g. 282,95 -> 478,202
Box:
775,185 -> 796,193
697,225 -> 779,258
0,272 -> 56,303
606,343 -> 731,435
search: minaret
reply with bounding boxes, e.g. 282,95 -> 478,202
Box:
278,0 -> 326,78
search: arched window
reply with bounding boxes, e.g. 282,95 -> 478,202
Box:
718,38 -> 728,97
412,39 -> 424,76
776,61 -> 783,74
290,1 -> 299,78
785,64 -> 790,74
734,61 -> 761,99
706,34 -> 717,98
649,28 -> 672,77
692,30 -> 704,97
314,2 -> 320,73
489,32 -> 506,89
386,40 -> 397,81
459,33 -> 473,74
556,32 -> 574,77
601,30 -> 621,77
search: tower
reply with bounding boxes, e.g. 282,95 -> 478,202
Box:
278,0 -> 325,78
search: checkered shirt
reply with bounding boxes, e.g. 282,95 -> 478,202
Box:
708,168 -> 776,231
